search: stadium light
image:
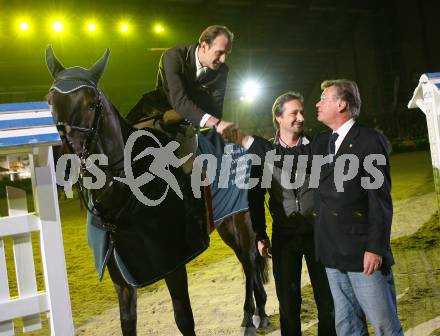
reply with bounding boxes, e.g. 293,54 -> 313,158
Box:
88,23 -> 96,32
240,79 -> 262,103
120,23 -> 129,33
15,17 -> 32,34
19,21 -> 29,31
53,21 -> 64,33
154,24 -> 164,33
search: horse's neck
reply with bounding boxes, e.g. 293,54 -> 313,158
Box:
96,96 -> 130,166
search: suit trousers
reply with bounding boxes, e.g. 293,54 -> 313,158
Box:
272,227 -> 336,336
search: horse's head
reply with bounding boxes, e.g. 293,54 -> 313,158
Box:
45,46 -> 110,156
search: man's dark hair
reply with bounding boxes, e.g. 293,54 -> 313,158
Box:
199,25 -> 234,47
321,79 -> 362,118
272,91 -> 304,129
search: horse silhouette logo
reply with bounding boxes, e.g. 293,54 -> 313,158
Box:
115,130 -> 191,206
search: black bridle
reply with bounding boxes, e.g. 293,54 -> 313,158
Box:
51,81 -> 125,231
53,84 -> 103,160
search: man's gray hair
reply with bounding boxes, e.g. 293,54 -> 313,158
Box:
321,79 -> 362,119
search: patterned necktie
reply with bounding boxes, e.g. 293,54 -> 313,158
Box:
197,66 -> 208,80
328,132 -> 339,164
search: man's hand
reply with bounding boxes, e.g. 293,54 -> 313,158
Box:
363,251 -> 382,275
215,120 -> 233,134
221,124 -> 249,146
257,239 -> 272,258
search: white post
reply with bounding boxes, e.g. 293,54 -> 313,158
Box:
31,147 -> 74,335
7,186 -> 42,332
0,238 -> 14,336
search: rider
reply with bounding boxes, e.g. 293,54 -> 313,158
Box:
126,24 -> 234,134
127,24 -> 251,227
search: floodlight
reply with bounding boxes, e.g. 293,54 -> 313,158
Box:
88,23 -> 96,32
19,22 -> 29,31
120,24 -> 129,32
154,24 -> 164,33
53,21 -> 64,32
241,80 -> 261,102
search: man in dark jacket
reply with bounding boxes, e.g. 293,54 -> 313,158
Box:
247,92 -> 335,336
311,79 -> 402,335
127,25 -> 233,132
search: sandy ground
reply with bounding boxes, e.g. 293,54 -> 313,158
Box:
76,192 -> 438,336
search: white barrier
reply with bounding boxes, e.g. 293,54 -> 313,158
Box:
0,102 -> 73,335
408,73 -> 440,212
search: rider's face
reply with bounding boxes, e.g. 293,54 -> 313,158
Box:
199,34 -> 231,70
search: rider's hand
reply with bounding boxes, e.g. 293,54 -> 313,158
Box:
257,239 -> 272,258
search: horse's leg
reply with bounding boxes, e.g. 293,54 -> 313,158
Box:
241,212 -> 270,329
107,256 -> 137,336
217,213 -> 256,332
164,264 -> 196,336
252,273 -> 269,328
238,211 -> 270,329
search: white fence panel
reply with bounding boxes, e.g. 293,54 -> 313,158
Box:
0,101 -> 73,335
7,186 -> 42,332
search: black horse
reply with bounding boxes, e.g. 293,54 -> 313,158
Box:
46,46 -> 269,335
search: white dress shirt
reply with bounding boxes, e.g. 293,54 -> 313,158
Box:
195,46 -> 213,127
333,118 -> 355,154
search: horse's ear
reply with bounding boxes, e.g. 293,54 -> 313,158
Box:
45,45 -> 65,78
90,49 -> 110,83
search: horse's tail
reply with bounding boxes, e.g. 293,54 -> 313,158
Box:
256,251 -> 269,284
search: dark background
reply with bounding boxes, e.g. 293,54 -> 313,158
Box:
1,0 -> 439,142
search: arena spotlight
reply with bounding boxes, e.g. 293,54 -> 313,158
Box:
154,24 -> 164,33
120,23 -> 129,33
88,23 -> 96,32
19,21 -> 29,31
52,21 -> 64,33
15,17 -> 31,34
240,80 -> 262,103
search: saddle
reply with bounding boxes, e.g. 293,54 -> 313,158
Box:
127,109 -> 198,175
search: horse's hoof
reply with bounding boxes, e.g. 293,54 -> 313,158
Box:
240,326 -> 256,336
253,314 -> 270,329
252,315 -> 260,328
259,315 -> 270,328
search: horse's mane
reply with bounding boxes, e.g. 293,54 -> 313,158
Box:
98,89 -> 133,141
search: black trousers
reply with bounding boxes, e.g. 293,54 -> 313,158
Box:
272,226 -> 336,336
